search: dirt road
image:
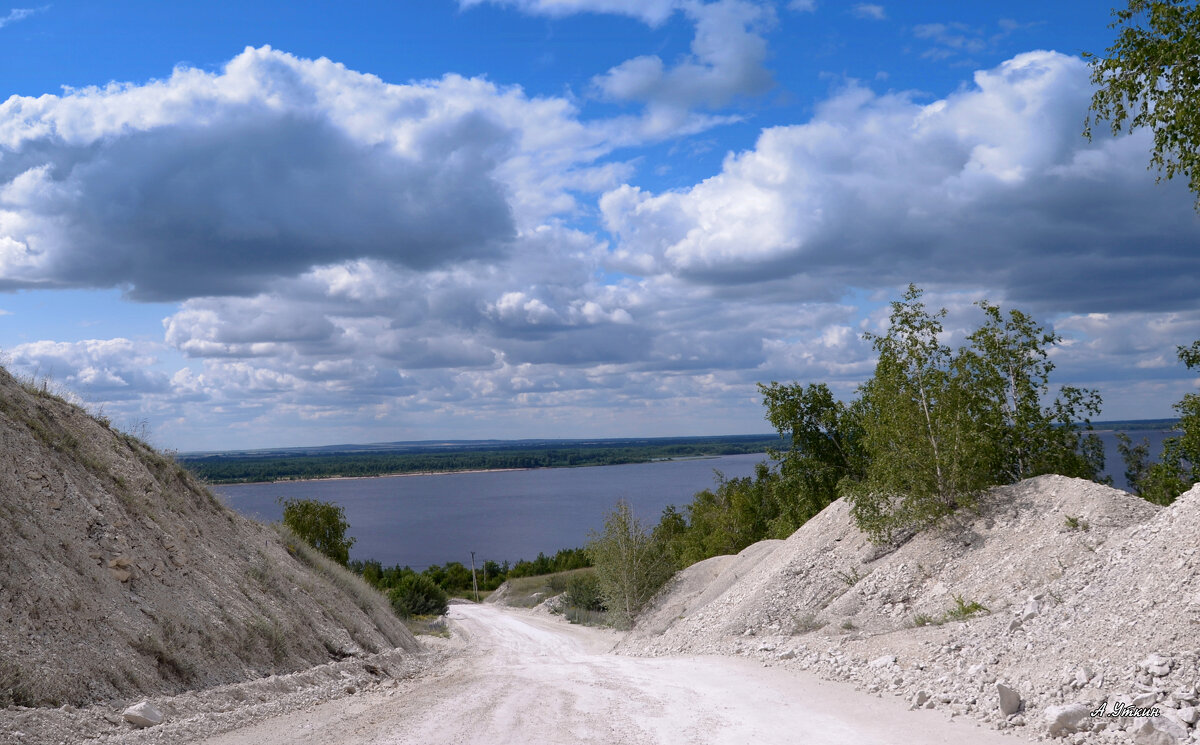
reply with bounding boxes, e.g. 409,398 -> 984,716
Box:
199,604 -> 1036,745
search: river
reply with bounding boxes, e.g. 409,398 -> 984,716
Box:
215,453 -> 765,569
214,430 -> 1176,569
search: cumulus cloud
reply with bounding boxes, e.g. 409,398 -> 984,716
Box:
464,0 -> 776,128
591,0 -> 775,112
0,46 -> 642,300
599,50 -> 1200,314
7,41 -> 1199,449
6,338 -> 169,399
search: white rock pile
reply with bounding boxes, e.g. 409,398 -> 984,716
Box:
620,476 -> 1200,744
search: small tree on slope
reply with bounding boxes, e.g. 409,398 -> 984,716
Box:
587,500 -> 673,629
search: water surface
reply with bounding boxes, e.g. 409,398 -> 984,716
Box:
216,453 -> 764,569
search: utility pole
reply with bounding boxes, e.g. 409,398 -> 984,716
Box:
470,551 -> 479,603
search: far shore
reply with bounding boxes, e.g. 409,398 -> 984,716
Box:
207,454 -> 739,487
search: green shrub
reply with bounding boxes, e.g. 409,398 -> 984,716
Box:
388,575 -> 449,618
279,497 -> 355,565
563,572 -> 605,612
944,594 -> 989,621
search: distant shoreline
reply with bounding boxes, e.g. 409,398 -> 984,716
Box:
209,453 -> 742,487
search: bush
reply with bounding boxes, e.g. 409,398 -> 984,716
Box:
563,572 -> 605,612
388,575 -> 449,618
587,500 -> 674,629
279,497 -> 355,565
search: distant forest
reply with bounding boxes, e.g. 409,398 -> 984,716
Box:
179,434 -> 785,484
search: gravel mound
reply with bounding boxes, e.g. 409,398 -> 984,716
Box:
622,475 -> 1200,743
0,368 -> 420,723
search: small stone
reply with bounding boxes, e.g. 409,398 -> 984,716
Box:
1176,706 -> 1197,724
122,701 -> 164,728
1141,655 -> 1174,678
868,654 -> 896,669
1021,600 -> 1040,622
997,683 -> 1023,716
1134,692 -> 1161,708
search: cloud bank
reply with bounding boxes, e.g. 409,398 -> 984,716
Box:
2,41 -> 1198,449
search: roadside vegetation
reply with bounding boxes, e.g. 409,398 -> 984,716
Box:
278,495 -> 592,620
276,293 -> 1199,635
1113,341 -> 1200,504
587,286 -> 1200,626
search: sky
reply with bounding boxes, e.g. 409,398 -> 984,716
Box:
1,1 -> 1198,452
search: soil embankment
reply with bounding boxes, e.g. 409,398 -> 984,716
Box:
0,367 -> 420,726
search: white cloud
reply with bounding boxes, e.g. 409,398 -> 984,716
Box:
458,0 -> 679,25
0,46 -> 634,300
6,338 -> 169,400
6,43 -> 1200,449
464,0 -> 776,126
852,4 -> 885,20
0,6 -> 43,29
599,51 -> 1200,314
591,0 -> 775,112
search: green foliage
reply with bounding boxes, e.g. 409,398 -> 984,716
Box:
1117,432 -> 1152,494
662,465 -> 781,567
563,572 -> 606,612
834,566 -> 864,587
759,381 -> 866,535
279,497 -> 355,565
1064,515 -> 1091,531
641,286 -> 1106,572
944,595 -> 989,621
911,613 -> 939,628
387,574 -> 449,618
847,286 -> 990,541
1136,340 -> 1200,504
587,500 -> 674,629
959,302 -> 1103,482
1085,0 -> 1200,208
912,596 -> 988,627
349,546 -> 591,603
844,287 -> 1103,542
506,547 -> 592,579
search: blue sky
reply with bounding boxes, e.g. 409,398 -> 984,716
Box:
1,1 -> 1198,452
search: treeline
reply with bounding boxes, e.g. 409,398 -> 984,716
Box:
589,287 -> 1200,626
348,546 -> 591,598
181,435 -> 783,483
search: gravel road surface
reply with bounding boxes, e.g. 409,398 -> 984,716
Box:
197,604 -> 1036,745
